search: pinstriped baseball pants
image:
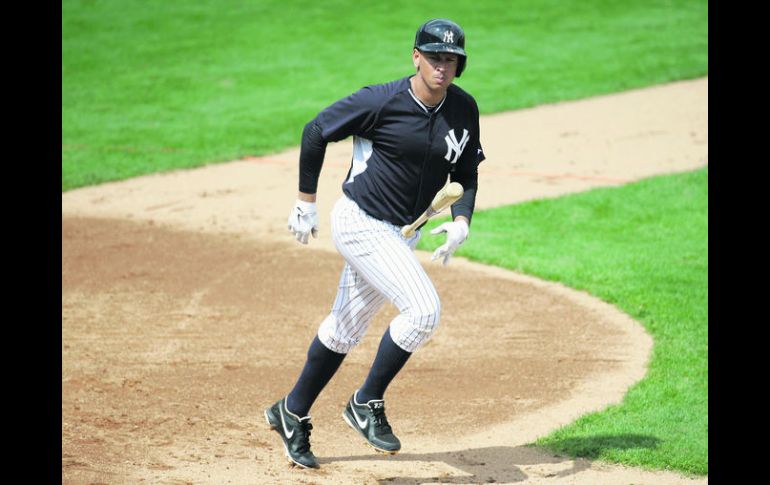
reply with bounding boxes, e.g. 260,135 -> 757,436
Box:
317,195 -> 441,354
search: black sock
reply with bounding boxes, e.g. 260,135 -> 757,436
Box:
286,336 -> 346,417
357,327 -> 412,403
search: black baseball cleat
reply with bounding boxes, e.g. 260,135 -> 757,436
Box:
342,392 -> 401,454
264,397 -> 319,469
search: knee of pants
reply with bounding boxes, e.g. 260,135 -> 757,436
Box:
391,299 -> 441,352
317,312 -> 370,354
410,299 -> 441,334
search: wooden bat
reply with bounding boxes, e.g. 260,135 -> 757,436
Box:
401,182 -> 464,238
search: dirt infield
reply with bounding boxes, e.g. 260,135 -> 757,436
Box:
62,78 -> 708,484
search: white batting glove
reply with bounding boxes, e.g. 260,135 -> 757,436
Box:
288,199 -> 319,245
430,219 -> 469,266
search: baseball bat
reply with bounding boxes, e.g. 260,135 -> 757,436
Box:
401,182 -> 464,238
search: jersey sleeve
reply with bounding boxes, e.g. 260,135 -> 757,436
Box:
297,83 -> 390,193
315,85 -> 388,142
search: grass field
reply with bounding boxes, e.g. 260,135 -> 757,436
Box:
62,0 -> 709,476
62,0 -> 707,191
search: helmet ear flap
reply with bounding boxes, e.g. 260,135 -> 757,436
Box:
456,57 -> 466,77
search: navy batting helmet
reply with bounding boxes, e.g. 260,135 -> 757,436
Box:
414,18 -> 467,77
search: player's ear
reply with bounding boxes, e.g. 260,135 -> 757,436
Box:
412,48 -> 420,70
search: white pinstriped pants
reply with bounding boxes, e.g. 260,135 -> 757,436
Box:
317,195 -> 441,353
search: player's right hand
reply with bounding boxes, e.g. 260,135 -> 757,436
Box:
288,199 -> 319,244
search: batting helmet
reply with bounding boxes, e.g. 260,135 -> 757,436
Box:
414,18 -> 467,77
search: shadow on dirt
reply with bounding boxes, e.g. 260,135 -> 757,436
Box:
321,435 -> 660,484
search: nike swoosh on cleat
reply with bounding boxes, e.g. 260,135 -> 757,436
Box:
279,404 -> 295,439
351,407 -> 368,429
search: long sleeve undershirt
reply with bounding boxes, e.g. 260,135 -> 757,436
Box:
298,118 -> 327,194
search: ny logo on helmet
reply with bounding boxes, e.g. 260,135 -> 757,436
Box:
444,128 -> 469,164
443,30 -> 454,43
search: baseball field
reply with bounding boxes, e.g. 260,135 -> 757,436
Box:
62,1 -> 708,484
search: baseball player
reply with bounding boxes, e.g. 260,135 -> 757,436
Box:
264,18 -> 485,469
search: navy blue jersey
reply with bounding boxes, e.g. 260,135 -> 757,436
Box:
300,75 -> 485,227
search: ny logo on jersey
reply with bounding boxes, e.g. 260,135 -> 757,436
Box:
443,30 -> 454,43
444,128 -> 469,164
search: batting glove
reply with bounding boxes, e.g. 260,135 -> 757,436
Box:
288,199 -> 319,244
430,219 -> 469,266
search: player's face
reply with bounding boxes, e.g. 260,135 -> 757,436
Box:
414,50 -> 458,90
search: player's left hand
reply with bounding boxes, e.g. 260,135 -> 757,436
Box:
430,219 -> 469,266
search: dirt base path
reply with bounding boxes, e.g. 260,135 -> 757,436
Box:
62,77 -> 708,484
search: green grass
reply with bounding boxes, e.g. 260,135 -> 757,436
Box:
419,167 -> 708,475
63,0 -> 708,476
62,0 -> 707,191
